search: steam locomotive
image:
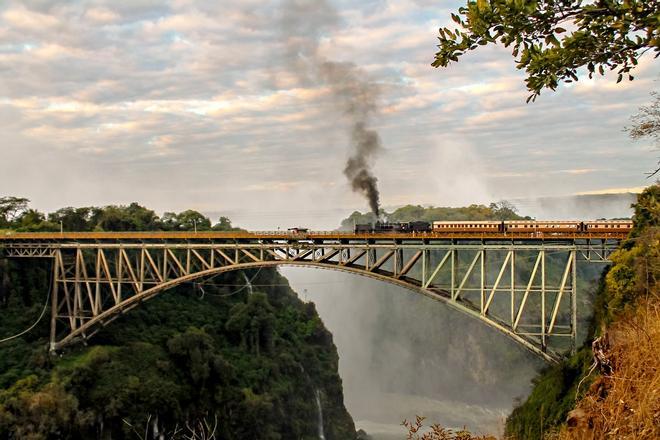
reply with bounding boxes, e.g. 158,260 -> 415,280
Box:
354,220 -> 632,234
354,221 -> 432,233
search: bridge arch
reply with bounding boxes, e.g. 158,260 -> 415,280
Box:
54,260 -> 559,363
0,235 -> 610,363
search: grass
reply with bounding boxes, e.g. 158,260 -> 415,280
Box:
403,416 -> 498,440
547,295 -> 660,440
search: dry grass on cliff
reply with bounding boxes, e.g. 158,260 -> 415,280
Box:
403,416 -> 497,440
548,295 -> 660,440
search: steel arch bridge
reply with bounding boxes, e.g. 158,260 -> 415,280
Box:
0,231 -> 625,363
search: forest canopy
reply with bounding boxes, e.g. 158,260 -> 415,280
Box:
0,199 -> 239,233
340,201 -> 526,229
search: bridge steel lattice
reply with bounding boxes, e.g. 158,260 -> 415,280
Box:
0,232 -> 624,363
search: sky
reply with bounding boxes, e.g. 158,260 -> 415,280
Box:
0,0 -> 658,229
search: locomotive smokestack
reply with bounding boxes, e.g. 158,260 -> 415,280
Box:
279,0 -> 382,216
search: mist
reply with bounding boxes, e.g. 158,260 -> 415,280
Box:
281,267 -> 546,438
512,193 -> 638,219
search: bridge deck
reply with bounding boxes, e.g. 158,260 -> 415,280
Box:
0,231 -> 629,242
0,229 -> 629,362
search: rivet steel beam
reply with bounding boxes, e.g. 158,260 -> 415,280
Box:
0,233 -> 625,363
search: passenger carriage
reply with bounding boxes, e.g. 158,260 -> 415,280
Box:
432,220 -> 503,233
583,220 -> 633,233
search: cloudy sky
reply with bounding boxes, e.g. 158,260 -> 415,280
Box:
1,0 -> 658,229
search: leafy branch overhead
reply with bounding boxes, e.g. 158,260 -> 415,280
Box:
433,0 -> 660,101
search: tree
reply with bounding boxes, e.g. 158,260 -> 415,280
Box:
212,216 -> 245,232
48,207 -> 93,231
433,1 -> 659,101
212,216 -> 234,231
0,197 -> 29,227
161,210 -> 212,231
490,200 -> 528,220
627,92 -> 660,177
93,203 -> 160,231
225,293 -> 276,356
339,210 -> 379,230
167,327 -> 231,387
16,209 -> 47,230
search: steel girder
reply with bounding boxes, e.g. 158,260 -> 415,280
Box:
0,238 -> 615,363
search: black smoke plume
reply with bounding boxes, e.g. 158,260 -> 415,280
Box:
345,123 -> 381,215
279,0 -> 382,216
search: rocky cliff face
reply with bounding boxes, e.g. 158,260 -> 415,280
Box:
0,262 -> 357,439
505,184 -> 659,440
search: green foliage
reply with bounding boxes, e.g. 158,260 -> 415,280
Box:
212,216 -> 239,231
0,197 -> 29,228
0,259 -> 357,439
590,184 -> 660,325
0,376 -> 84,440
0,198 -> 242,232
505,348 -> 594,440
340,201 -> 527,229
598,228 -> 659,325
225,293 -> 276,355
433,1 -> 660,100
94,203 -> 160,231
629,183 -> 660,237
161,210 -> 212,231
47,207 -> 94,232
0,199 -> 357,438
0,260 -> 52,389
506,184 -> 660,438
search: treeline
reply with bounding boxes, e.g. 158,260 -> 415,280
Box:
340,201 -> 527,229
1,196 -> 527,233
0,196 -> 237,232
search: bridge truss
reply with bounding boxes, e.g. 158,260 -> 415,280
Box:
1,234 -> 622,363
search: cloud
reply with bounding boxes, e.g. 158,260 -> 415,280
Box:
2,5 -> 59,30
0,0 -> 655,227
84,7 -> 120,24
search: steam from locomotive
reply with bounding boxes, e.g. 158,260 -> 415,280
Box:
280,0 -> 382,216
